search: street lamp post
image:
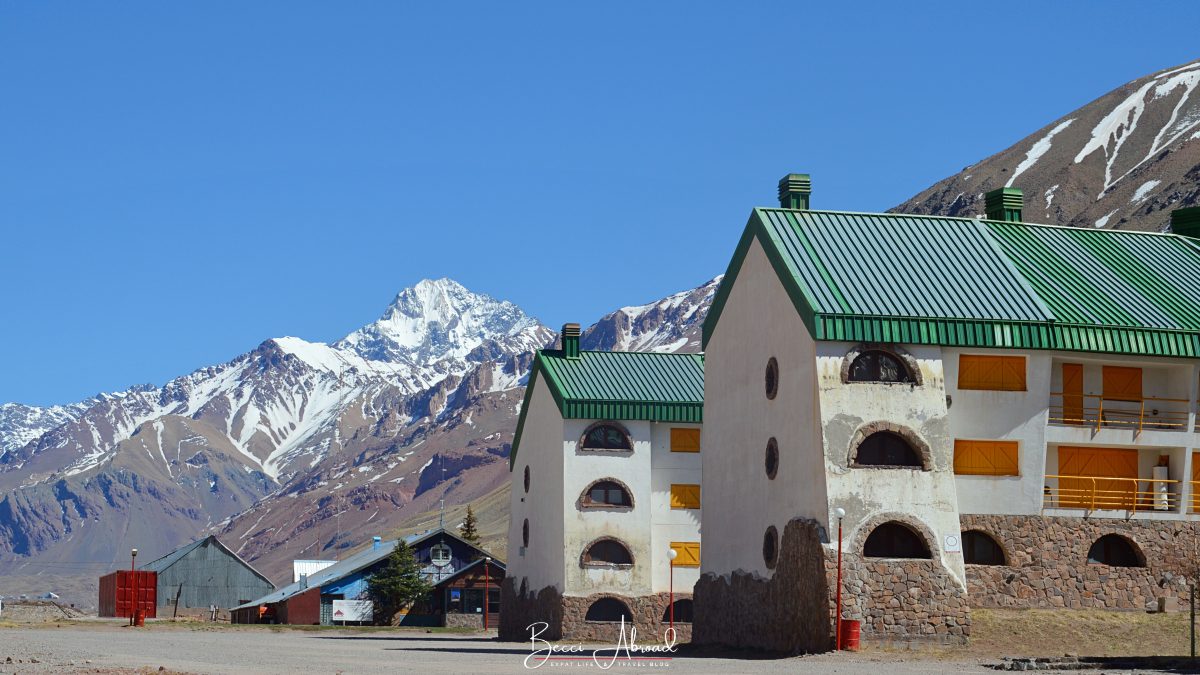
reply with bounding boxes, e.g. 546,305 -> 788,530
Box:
834,508 -> 845,651
667,548 -> 678,632
483,556 -> 491,631
130,548 -> 138,627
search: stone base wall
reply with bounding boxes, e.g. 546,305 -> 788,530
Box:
826,552 -> 970,646
499,577 -> 692,643
444,613 -> 483,628
692,518 -> 831,653
961,515 -> 1194,611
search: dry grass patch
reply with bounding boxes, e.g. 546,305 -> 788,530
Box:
968,608 -> 1194,658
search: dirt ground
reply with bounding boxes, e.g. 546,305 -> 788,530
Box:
0,609 -> 1197,674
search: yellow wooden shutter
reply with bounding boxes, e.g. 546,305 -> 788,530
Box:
670,542 -> 700,567
959,355 -> 1026,391
670,428 -> 701,452
669,484 -> 701,509
1102,366 -> 1142,402
1058,446 -> 1138,508
954,440 -> 1018,476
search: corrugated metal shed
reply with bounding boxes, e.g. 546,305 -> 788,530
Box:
703,208 -> 1200,357
140,536 -> 274,610
510,350 -> 704,467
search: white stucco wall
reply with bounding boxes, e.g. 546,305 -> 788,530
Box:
701,237 -> 828,580
506,376 -> 566,593
650,422 -> 702,594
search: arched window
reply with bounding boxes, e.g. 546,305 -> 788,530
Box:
1087,534 -> 1144,567
853,432 -> 923,468
582,538 -> 634,567
962,531 -> 1006,565
661,598 -> 694,624
585,597 -> 633,622
581,479 -> 633,508
848,350 -> 914,383
581,423 -> 633,451
863,522 -> 932,559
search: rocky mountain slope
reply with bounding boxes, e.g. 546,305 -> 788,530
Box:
895,59 -> 1200,230
0,276 -> 716,600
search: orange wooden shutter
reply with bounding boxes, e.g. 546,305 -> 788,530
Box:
1062,363 -> 1084,425
670,428 -> 701,452
1102,366 -> 1142,402
1057,446 -> 1137,508
669,484 -> 701,509
954,440 -> 1019,476
1192,452 -> 1200,513
959,355 -> 1026,391
670,542 -> 700,567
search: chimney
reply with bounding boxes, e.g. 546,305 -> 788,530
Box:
561,323 -> 581,358
985,187 -> 1023,222
372,536 -> 382,551
1171,206 -> 1200,238
778,173 -> 811,210
299,573 -> 308,590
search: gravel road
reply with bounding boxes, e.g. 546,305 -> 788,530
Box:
0,622 -> 1005,674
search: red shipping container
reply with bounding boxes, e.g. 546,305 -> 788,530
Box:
98,570 -> 157,619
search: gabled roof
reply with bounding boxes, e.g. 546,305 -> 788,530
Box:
231,528 -> 500,611
510,349 -> 704,468
140,535 -> 273,587
702,208 -> 1200,357
431,556 -> 506,589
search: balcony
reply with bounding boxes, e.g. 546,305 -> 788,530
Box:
1043,474 -> 1181,512
1048,392 -> 1190,432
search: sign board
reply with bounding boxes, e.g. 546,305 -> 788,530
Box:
331,599 -> 373,623
943,533 -> 962,553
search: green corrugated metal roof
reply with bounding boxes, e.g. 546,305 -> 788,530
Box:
509,350 -> 704,468
702,208 -> 1200,357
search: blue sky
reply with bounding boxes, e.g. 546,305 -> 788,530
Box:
2,1 -> 1197,406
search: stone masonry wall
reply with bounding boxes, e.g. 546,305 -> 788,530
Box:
692,518 -> 831,653
499,576 -> 691,643
499,577 -> 563,641
961,515 -> 1196,610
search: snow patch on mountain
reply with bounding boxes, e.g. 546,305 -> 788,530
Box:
1007,119 -> 1073,187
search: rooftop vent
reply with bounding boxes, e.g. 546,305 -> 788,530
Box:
1171,206 -> 1200,238
985,187 -> 1023,222
561,323 -> 581,358
778,174 -> 811,210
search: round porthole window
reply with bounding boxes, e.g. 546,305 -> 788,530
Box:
765,357 -> 779,400
524,465 -> 530,493
763,525 -> 779,569
523,519 -> 530,548
765,437 -> 779,479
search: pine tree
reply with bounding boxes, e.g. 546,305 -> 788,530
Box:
458,504 -> 481,544
365,540 -> 432,625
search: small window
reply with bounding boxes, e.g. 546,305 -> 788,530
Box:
854,432 -> 923,468
958,355 -> 1027,391
581,480 -> 632,508
670,541 -> 700,567
763,526 -> 779,569
661,599 -> 694,623
669,484 -> 701,509
582,539 -> 634,567
523,465 -> 530,493
849,350 -> 914,383
962,531 -> 1006,565
863,522 -> 931,559
670,428 -> 701,452
522,519 -> 529,548
430,543 -> 452,565
585,597 -> 633,623
954,440 -> 1019,476
765,357 -> 779,400
1087,534 -> 1144,568
582,423 -> 632,451
765,437 -> 779,479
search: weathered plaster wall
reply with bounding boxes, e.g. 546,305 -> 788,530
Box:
962,514 -> 1196,610
507,377 -> 566,594
817,341 -> 967,587
701,237 -> 828,580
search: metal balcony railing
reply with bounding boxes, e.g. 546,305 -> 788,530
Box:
1043,474 -> 1181,512
1048,392 -> 1190,432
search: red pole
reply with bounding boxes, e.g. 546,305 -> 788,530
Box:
130,549 -> 137,627
669,559 -> 675,631
484,558 -> 490,631
835,518 -> 843,650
